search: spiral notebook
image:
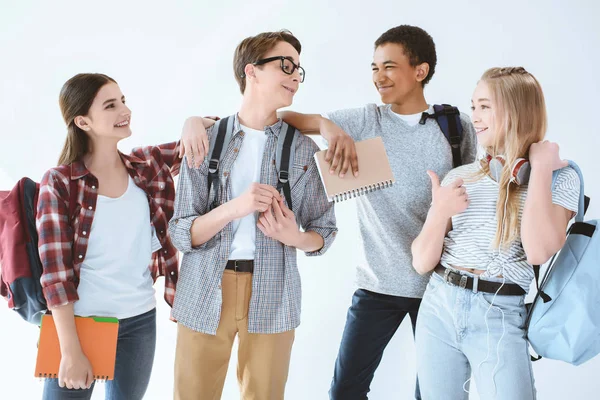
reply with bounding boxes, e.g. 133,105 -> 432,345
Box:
314,137 -> 395,203
34,314 -> 119,380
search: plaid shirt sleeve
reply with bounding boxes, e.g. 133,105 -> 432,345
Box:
297,155 -> 338,257
36,168 -> 79,308
168,155 -> 216,254
130,141 -> 182,177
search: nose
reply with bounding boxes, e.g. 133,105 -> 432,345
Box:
291,68 -> 301,83
373,69 -> 386,84
122,104 -> 132,118
471,107 -> 480,123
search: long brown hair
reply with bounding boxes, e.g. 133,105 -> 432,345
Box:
57,73 -> 117,165
478,67 -> 547,248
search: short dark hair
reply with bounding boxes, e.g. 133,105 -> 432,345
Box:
234,30 -> 302,94
375,25 -> 437,86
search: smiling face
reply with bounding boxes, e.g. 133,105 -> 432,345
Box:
246,40 -> 302,109
371,43 -> 427,105
471,80 -> 499,149
74,82 -> 132,141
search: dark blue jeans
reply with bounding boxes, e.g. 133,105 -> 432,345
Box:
329,289 -> 422,400
42,308 -> 156,400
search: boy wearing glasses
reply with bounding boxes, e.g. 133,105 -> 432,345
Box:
168,30 -> 337,400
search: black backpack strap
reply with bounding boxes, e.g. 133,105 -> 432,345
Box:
276,123 -> 297,211
584,195 -> 590,215
420,104 -> 463,168
207,116 -> 231,210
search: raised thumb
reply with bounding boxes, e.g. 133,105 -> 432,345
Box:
427,170 -> 440,188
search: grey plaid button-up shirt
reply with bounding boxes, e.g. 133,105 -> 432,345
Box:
168,115 -> 337,334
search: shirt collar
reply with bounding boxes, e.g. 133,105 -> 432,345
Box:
69,152 -> 145,180
232,113 -> 285,137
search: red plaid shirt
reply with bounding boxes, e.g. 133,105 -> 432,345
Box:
36,142 -> 181,309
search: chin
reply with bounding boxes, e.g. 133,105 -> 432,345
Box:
115,128 -> 132,139
278,97 -> 294,109
378,93 -> 396,105
477,139 -> 491,148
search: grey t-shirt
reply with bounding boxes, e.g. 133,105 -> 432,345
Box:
327,103 -> 477,298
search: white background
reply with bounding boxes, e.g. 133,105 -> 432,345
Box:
1,1 -> 598,399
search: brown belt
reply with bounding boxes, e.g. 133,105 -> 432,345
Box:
434,264 -> 525,296
225,260 -> 254,273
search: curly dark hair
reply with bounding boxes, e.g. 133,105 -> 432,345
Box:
374,25 -> 437,86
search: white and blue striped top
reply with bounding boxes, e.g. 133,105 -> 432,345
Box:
440,161 -> 580,292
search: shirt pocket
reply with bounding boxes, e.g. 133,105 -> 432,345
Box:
290,162 -> 310,191
147,166 -> 175,208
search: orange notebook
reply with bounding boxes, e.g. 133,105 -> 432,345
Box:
34,314 -> 119,380
314,137 -> 396,203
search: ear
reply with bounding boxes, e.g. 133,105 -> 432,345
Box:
74,116 -> 91,131
244,64 -> 256,80
415,62 -> 430,83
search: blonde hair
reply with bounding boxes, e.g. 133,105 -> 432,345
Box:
478,67 -> 547,248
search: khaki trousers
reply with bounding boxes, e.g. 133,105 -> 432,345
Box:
174,270 -> 295,400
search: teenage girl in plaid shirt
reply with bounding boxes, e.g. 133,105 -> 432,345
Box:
36,73 -> 211,400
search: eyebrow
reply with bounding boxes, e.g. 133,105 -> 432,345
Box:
370,60 -> 398,67
285,56 -> 300,66
471,98 -> 491,103
102,95 -> 125,106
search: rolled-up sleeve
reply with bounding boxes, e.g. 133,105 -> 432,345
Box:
36,170 -> 79,308
297,160 -> 338,257
168,156 -> 216,253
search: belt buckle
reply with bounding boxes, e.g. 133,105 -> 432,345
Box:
443,268 -> 452,284
443,268 -> 468,289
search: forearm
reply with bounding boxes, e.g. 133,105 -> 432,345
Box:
279,111 -> 325,134
521,167 -> 565,264
412,208 -> 451,274
292,230 -> 324,252
50,303 -> 82,356
183,116 -> 219,128
190,201 -> 238,247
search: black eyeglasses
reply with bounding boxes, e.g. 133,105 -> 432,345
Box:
252,56 -> 305,83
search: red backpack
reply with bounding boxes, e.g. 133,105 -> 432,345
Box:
0,166 -> 77,325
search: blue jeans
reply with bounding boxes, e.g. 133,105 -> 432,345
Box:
42,308 -> 156,400
329,289 -> 422,400
416,271 -> 536,400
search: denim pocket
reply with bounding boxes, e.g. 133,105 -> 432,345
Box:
476,291 -> 525,316
425,272 -> 445,294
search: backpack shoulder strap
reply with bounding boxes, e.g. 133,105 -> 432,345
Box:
532,160 -> 589,311
275,123 -> 299,211
207,116 -> 234,209
420,104 -> 463,168
551,160 -> 588,221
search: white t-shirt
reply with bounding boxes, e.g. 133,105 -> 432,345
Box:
390,108 -> 427,126
74,175 -> 159,319
229,124 -> 268,260
440,162 -> 580,292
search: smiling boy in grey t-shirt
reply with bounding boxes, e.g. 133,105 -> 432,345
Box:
281,25 -> 477,400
